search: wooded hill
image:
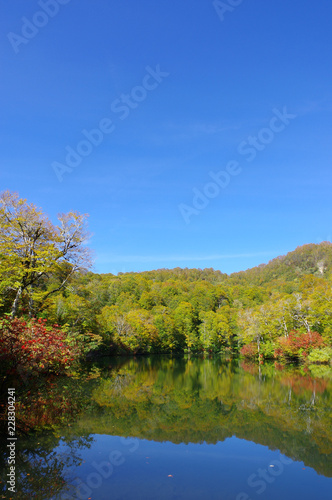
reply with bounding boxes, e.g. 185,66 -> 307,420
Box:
33,241 -> 332,358
1,190 -> 331,360
0,191 -> 331,361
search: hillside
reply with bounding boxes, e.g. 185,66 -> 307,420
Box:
228,242 -> 332,288
35,242 -> 332,358
2,242 -> 332,359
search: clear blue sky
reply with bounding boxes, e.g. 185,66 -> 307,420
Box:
1,0 -> 332,274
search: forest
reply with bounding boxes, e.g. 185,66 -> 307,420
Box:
1,190 -> 332,378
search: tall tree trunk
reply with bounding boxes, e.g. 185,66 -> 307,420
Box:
11,286 -> 23,318
29,285 -> 34,318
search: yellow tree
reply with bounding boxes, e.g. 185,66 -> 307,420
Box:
0,191 -> 92,317
237,308 -> 262,353
173,301 -> 198,350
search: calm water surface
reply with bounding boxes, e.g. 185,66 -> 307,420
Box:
4,356 -> 332,499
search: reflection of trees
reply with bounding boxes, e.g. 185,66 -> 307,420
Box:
0,369 -> 99,499
1,356 -> 332,498
88,357 -> 332,476
279,372 -> 328,396
0,433 -> 94,500
14,375 -> 98,431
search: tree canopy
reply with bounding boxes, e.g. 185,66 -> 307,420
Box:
0,190 -> 92,318
1,191 -> 332,364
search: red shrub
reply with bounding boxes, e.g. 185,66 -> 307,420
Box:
0,317 -> 82,375
240,343 -> 258,358
275,330 -> 325,360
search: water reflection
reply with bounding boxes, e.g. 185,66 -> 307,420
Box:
86,357 -> 332,476
2,357 -> 332,499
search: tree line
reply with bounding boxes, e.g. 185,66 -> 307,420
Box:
1,190 -> 332,376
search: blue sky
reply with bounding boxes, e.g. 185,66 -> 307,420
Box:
1,0 -> 332,274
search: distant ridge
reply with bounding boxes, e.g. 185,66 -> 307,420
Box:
102,242 -> 332,284
228,241 -> 332,285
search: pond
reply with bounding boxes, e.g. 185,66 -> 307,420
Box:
2,356 -> 332,499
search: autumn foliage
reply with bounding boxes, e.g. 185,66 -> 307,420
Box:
239,331 -> 326,362
240,343 -> 258,358
0,317 -> 82,375
1,191 -> 332,363
274,330 -> 325,360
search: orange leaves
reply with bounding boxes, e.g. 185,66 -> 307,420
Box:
276,330 -> 325,360
0,317 -> 82,375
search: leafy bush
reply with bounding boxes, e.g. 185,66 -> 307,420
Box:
0,317 -> 83,375
260,341 -> 275,360
307,347 -> 332,364
240,343 -> 258,359
275,330 -> 325,361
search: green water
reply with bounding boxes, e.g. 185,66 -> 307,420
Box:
2,356 -> 332,499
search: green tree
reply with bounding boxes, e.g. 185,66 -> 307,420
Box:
0,191 -> 92,318
174,301 -> 198,350
153,306 -> 183,351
